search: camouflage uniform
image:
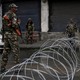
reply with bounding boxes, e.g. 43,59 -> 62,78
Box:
1,3 -> 20,73
66,18 -> 77,38
26,18 -> 34,44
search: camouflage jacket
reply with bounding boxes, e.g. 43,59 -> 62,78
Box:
2,10 -> 19,33
26,23 -> 34,31
66,23 -> 77,33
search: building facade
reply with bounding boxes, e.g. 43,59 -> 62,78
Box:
1,0 -> 80,32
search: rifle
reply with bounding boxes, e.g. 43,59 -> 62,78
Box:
16,25 -> 25,44
16,24 -> 22,37
15,19 -> 22,37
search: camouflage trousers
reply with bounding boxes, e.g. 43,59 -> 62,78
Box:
68,32 -> 75,38
27,31 -> 33,43
1,31 -> 20,69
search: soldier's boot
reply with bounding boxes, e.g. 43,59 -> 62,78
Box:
0,67 -> 6,73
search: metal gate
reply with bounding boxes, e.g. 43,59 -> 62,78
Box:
49,1 -> 80,32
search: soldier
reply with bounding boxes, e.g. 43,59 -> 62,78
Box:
66,18 -> 77,38
66,18 -> 77,44
26,18 -> 34,44
1,3 -> 21,73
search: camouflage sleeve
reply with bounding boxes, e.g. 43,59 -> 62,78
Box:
11,13 -> 18,28
12,17 -> 18,28
3,13 -> 10,26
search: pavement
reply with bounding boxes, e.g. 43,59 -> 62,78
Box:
0,39 -> 47,71
0,37 -> 80,80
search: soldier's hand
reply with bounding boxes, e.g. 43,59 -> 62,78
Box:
17,19 -> 21,25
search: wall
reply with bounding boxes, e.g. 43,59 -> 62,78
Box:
41,0 -> 49,32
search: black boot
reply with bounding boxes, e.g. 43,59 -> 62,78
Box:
0,67 -> 6,73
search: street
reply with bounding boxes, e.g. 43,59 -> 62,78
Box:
0,38 -> 80,80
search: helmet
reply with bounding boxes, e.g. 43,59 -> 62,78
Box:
28,18 -> 32,21
9,3 -> 18,8
70,18 -> 74,23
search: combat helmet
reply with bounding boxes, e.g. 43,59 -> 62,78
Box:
9,3 -> 18,8
28,18 -> 32,21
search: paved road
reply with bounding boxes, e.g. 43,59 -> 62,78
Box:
0,39 -> 80,80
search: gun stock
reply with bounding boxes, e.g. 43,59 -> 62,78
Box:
15,28 -> 21,36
